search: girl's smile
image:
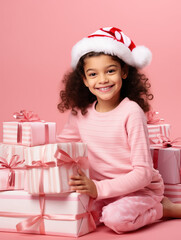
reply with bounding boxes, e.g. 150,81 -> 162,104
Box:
83,54 -> 127,112
96,84 -> 114,92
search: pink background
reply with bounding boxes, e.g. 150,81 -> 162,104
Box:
0,2 -> 181,239
1,0 -> 181,141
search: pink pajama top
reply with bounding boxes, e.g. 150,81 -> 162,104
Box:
57,97 -> 164,200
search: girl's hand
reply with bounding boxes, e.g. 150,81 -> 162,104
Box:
69,169 -> 98,199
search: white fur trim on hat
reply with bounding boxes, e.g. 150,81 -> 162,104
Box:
71,27 -> 152,69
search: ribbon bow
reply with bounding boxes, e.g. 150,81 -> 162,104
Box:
54,149 -> 89,170
146,110 -> 164,124
26,159 -> 56,195
150,134 -> 181,148
151,135 -> 181,170
16,195 -> 46,234
13,110 -> 49,144
0,155 -> 24,187
85,198 -> 97,232
13,110 -> 41,122
157,135 -> 181,148
16,196 -> 96,235
26,160 -> 56,169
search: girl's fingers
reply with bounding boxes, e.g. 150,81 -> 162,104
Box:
77,168 -> 86,176
69,179 -> 83,186
71,185 -> 87,190
69,175 -> 82,180
76,189 -> 89,194
70,170 -> 86,180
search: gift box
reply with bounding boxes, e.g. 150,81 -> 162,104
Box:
3,121 -> 56,147
150,147 -> 181,184
0,190 -> 96,237
147,123 -> 171,144
24,142 -> 89,195
164,184 -> 181,203
0,143 -> 26,190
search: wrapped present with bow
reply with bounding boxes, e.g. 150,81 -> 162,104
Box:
0,190 -> 96,237
0,143 -> 26,190
3,110 -> 56,147
150,136 -> 181,184
24,142 -> 89,195
146,110 -> 171,145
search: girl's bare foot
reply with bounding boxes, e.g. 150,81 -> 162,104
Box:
162,197 -> 181,218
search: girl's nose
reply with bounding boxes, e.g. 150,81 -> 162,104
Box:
99,74 -> 109,84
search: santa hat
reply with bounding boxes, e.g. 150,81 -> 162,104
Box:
71,27 -> 152,69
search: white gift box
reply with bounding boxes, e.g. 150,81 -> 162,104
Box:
3,121 -> 56,146
24,142 -> 89,195
0,191 -> 96,237
150,147 -> 181,184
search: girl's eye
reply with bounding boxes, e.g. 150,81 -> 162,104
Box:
108,69 -> 115,74
89,73 -> 96,77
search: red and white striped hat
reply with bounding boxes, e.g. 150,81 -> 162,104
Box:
71,27 -> 152,69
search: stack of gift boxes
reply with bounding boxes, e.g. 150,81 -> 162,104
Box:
0,111 -> 96,237
147,110 -> 181,203
1,108 -> 180,237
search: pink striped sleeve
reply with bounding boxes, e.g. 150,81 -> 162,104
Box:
56,113 -> 81,143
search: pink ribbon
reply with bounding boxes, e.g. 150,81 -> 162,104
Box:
151,135 -> 181,148
152,149 -> 159,169
13,110 -> 41,122
86,198 -> 97,232
14,196 -> 96,234
13,110 -> 49,145
0,155 -> 25,187
151,135 -> 181,170
26,160 -> 56,169
146,110 -> 164,124
17,195 -> 46,234
54,149 -> 89,170
26,159 -> 56,195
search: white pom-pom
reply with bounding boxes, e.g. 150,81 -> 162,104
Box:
132,46 -> 152,68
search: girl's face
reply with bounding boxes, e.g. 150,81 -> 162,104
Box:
83,54 -> 127,111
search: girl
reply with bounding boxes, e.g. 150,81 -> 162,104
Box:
57,27 -> 181,234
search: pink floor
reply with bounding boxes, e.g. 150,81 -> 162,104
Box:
0,220 -> 180,240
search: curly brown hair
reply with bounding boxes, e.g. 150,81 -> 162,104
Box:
58,52 -> 153,115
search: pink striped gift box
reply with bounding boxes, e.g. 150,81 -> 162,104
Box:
164,184 -> 181,203
150,147 -> 181,184
0,143 -> 26,190
3,122 -> 56,147
0,191 -> 96,237
24,142 -> 89,195
147,123 -> 171,144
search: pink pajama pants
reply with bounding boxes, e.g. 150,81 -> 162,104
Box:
93,191 -> 164,234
